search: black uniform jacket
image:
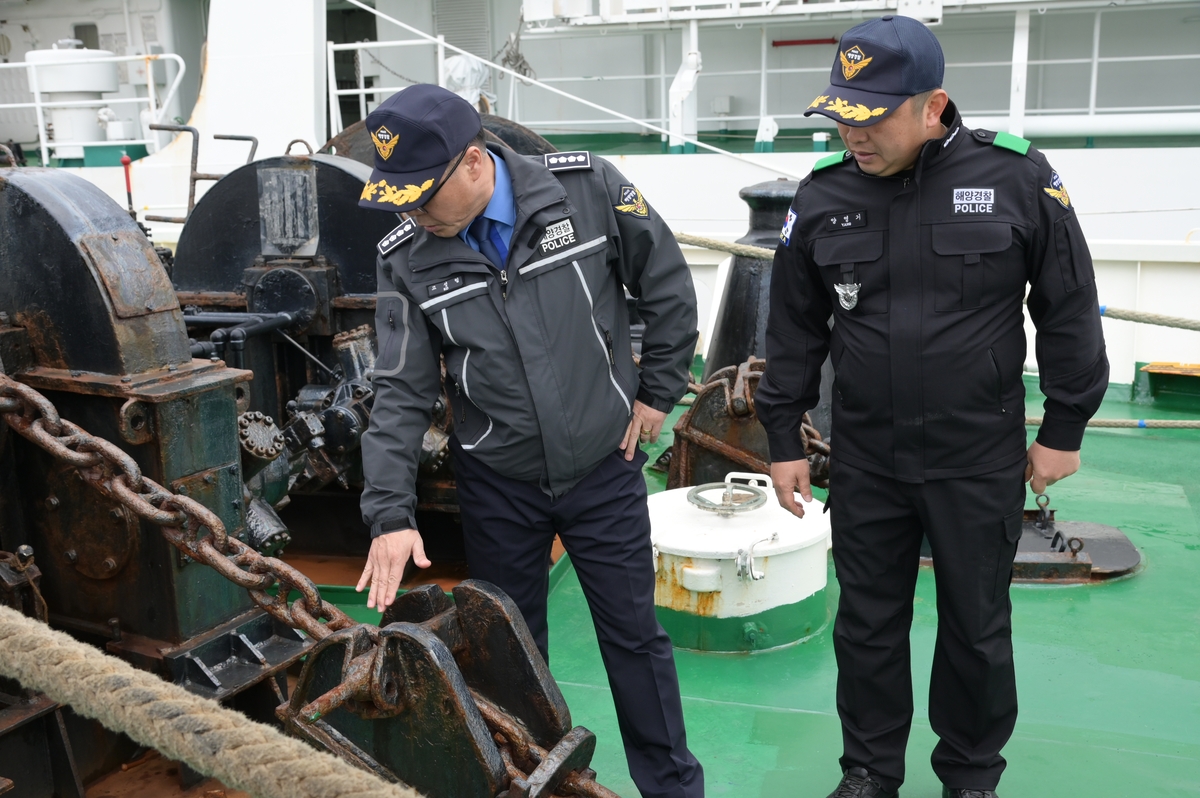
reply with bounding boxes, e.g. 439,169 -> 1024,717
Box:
756,102 -> 1108,482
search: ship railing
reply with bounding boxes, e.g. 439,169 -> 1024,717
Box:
325,37 -> 448,138
0,52 -> 187,169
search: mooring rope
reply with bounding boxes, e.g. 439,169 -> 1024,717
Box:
672,233 -> 1200,334
1026,417 -> 1200,429
0,604 -> 423,798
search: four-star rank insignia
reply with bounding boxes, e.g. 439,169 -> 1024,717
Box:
839,46 -> 873,80
371,125 -> 398,160
1043,170 -> 1071,209
614,185 -> 649,218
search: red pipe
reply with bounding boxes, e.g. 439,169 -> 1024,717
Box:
772,37 -> 838,47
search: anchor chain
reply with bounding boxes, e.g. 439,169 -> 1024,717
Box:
0,373 -> 617,797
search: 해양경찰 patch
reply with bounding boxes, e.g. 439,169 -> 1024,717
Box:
952,188 -> 995,214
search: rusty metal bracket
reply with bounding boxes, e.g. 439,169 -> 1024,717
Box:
668,357 -> 829,490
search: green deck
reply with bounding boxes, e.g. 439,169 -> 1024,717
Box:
546,380 -> 1200,797
324,375 -> 1200,796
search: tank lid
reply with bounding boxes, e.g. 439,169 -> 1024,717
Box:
649,475 -> 830,558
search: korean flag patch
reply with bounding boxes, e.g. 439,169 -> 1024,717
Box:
780,208 -> 797,245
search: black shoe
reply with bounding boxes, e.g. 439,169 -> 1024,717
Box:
826,767 -> 898,798
942,789 -> 997,798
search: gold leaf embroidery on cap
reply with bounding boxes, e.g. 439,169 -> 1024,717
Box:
375,178 -> 436,207
840,46 -> 873,80
808,95 -> 830,109
360,180 -> 381,201
824,98 -> 888,122
371,126 -> 398,160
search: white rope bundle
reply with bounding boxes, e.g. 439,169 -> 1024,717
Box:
0,604 -> 423,798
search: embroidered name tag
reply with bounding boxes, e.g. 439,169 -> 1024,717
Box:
953,188 -> 995,214
428,276 -> 470,297
539,218 -> 577,254
824,210 -> 866,232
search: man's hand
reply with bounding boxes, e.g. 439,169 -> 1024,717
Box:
620,400 -> 668,461
770,459 -> 812,518
356,528 -> 431,610
1025,441 -> 1081,494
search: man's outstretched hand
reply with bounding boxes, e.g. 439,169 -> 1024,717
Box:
770,459 -> 813,518
1025,441 -> 1080,494
356,528 -> 431,610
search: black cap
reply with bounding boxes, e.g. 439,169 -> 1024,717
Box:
804,15 -> 944,127
358,84 -> 483,213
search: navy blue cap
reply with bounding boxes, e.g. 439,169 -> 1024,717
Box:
358,84 -> 483,212
804,15 -> 944,127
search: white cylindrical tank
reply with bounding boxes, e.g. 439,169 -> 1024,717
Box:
26,41 -> 119,160
648,473 -> 831,653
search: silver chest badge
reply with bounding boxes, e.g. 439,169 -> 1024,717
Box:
835,283 -> 861,310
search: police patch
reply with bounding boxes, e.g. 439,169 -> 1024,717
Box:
824,210 -> 866,231
378,218 -> 418,256
614,185 -> 649,218
780,208 -> 797,245
952,188 -> 995,214
539,218 -> 578,254
1043,171 -> 1071,209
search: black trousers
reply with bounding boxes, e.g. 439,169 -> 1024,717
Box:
829,458 -> 1026,793
451,440 -> 704,798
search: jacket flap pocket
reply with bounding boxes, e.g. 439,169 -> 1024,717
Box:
932,222 -> 1012,256
813,231 -> 884,266
416,275 -> 489,313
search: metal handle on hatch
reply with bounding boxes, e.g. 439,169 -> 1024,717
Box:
686,482 -> 768,517
736,533 -> 779,581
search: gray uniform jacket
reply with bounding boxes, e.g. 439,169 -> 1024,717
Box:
360,146 -> 698,537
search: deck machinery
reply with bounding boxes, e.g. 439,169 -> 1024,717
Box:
0,152 -> 617,797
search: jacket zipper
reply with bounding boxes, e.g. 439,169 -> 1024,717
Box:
603,329 -> 616,366
500,269 -> 508,300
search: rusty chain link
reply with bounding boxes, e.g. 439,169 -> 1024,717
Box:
0,374 -> 619,797
0,374 -> 355,641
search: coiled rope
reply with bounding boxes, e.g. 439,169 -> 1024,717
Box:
672,233 -> 1200,334
0,604 -> 423,798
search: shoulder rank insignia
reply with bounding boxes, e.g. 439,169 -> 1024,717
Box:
813,151 -> 851,172
378,218 -> 418,256
614,185 -> 649,218
991,130 -> 1032,156
545,151 -> 592,171
1043,170 -> 1070,209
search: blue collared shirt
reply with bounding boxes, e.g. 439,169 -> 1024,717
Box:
459,151 -> 516,255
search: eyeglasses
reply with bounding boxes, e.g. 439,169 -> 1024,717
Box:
405,147 -> 469,217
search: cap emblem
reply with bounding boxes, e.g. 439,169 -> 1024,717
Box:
840,46 -> 873,80
823,97 -> 888,122
371,125 -> 398,160
360,177 -> 435,206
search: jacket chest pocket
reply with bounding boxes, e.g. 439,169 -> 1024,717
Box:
415,274 -> 491,346
813,231 -> 886,316
931,222 -> 1015,311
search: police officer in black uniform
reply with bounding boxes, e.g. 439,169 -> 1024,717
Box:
755,17 -> 1108,798
353,85 -> 704,798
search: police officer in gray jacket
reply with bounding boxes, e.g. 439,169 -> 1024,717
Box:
756,17 -> 1107,798
354,85 -> 704,798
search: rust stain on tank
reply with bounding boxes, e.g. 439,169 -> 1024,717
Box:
655,556 -> 718,617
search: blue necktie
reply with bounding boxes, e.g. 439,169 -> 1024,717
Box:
469,216 -> 508,271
